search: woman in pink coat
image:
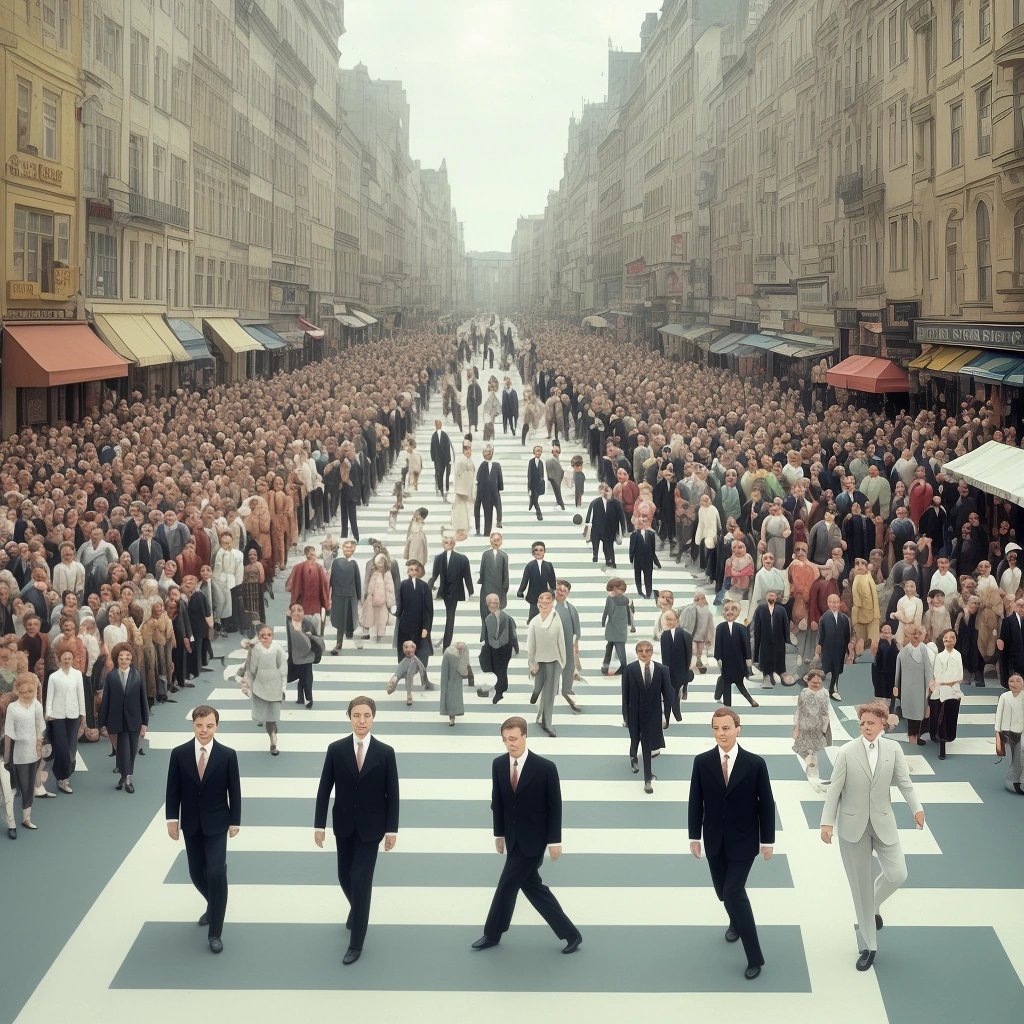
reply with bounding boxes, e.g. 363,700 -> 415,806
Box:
359,553 -> 396,643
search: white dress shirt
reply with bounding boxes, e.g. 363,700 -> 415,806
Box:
195,737 -> 214,767
508,748 -> 528,779
352,732 -> 373,757
861,735 -> 878,774
45,667 -> 86,719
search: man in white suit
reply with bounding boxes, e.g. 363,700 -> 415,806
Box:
820,699 -> 924,972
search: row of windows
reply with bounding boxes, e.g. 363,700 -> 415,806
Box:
15,79 -> 61,162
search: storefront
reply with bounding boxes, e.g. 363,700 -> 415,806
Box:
203,318 -> 262,383
91,313 -> 192,400
243,324 -> 290,376
166,318 -> 216,392
333,303 -> 370,346
1,322 -> 129,434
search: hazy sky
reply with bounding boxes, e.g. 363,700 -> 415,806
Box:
342,0 -> 655,252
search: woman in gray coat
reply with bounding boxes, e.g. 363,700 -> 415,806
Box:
894,623 -> 932,746
286,604 -> 320,709
239,624 -> 287,755
438,642 -> 471,727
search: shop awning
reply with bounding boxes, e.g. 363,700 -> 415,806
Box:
297,316 -> 324,340
2,323 -> 129,387
944,442 -> 1024,506
763,331 -> 837,354
92,313 -> 190,366
243,325 -> 287,351
826,355 -> 909,393
710,333 -> 748,354
335,313 -> 367,329
204,318 -> 262,356
908,345 -> 978,373
350,309 -> 378,326
582,314 -> 608,328
772,341 -> 821,358
683,325 -> 717,342
959,350 -> 1024,387
658,323 -> 692,337
166,319 -> 215,364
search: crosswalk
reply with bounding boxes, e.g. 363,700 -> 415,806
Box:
15,319 -> 1024,1023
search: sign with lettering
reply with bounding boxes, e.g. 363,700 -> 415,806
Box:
6,153 -> 64,186
7,280 -> 39,300
51,267 -> 75,297
835,308 -> 858,328
886,300 -> 920,329
913,321 -> 1024,350
671,234 -> 685,259
625,258 -> 647,276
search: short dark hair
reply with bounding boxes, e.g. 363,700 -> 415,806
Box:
109,641 -> 133,663
348,695 -> 377,717
555,578 -> 571,591
531,541 -> 546,551
191,704 -> 220,723
500,716 -> 528,736
712,707 -> 740,727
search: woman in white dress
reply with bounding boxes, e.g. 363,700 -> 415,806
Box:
450,441 -> 475,539
891,578 -> 923,647
928,627 -> 964,761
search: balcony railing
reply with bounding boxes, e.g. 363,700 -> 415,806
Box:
996,270 -> 1024,294
835,170 -> 864,205
128,191 -> 189,230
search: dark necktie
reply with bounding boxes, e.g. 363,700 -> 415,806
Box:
644,665 -> 651,687
510,759 -> 519,791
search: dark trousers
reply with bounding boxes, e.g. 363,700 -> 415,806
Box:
434,461 -> 450,496
441,597 -> 460,651
633,562 -> 653,598
592,535 -> 615,566
50,717 -> 79,781
475,498 -> 499,535
603,641 -> 627,672
822,658 -> 844,695
341,501 -> 360,542
11,759 -> 40,810
528,491 -> 543,518
110,730 -> 140,778
668,679 -> 684,720
502,412 -> 517,434
707,852 -> 763,967
294,663 -> 314,703
491,645 -> 513,697
548,478 -> 565,509
336,834 -> 380,949
628,723 -> 656,782
717,675 -> 756,707
184,828 -> 229,938
483,848 -> 576,941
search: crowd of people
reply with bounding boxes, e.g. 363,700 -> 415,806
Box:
4,314 -> 1023,844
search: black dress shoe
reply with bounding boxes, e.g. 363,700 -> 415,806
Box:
630,757 -> 639,774
1014,783 -> 1024,794
115,778 -> 124,790
209,937 -> 223,954
744,965 -> 762,980
643,780 -> 653,794
875,913 -> 883,930
125,781 -> 135,794
471,936 -> 500,950
856,949 -> 875,971
562,932 -> 583,954
108,750 -> 116,757
6,828 -> 16,840
725,926 -> 740,943
198,912 -> 209,927
342,947 -> 361,965
541,725 -> 556,737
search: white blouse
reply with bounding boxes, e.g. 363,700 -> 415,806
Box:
931,648 -> 964,701
45,667 -> 87,720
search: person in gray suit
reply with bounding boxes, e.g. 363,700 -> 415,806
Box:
554,579 -> 582,713
478,532 -> 509,620
820,699 -> 924,972
329,540 -> 362,654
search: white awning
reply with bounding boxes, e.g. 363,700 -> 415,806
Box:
582,315 -> 609,328
943,441 -> 1024,506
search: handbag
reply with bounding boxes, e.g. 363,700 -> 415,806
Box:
479,643 -> 493,673
309,632 -> 326,664
996,732 -> 1006,758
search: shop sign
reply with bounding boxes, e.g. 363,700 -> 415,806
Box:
6,153 -> 64,186
835,308 -> 858,328
885,300 -> 920,329
913,321 -> 1024,350
626,258 -> 647,276
671,234 -> 685,259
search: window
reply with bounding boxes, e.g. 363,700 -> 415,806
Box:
83,114 -> 117,193
42,0 -> 69,47
194,256 -> 204,306
130,29 -> 149,99
155,246 -> 164,302
41,91 -> 59,161
152,145 -> 165,201
888,215 -> 908,271
1016,70 -> 1024,151
888,99 -> 907,167
951,1 -> 963,60
170,155 -> 188,210
128,134 -> 145,193
1014,209 -> 1024,281
950,101 -> 963,167
94,14 -> 122,76
16,78 -> 31,152
87,227 -> 118,297
977,84 -> 991,156
168,249 -> 185,308
12,207 -> 71,292
976,202 -> 991,302
1016,0 -> 1024,28
144,243 -> 152,300
154,48 -> 169,111
979,0 -> 991,43
128,240 -> 139,299
946,216 -> 959,311
171,62 -> 189,121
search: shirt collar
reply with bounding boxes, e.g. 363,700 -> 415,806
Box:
195,738 -> 214,758
861,735 -> 878,754
509,749 -> 528,769
352,732 -> 372,751
719,742 -> 740,762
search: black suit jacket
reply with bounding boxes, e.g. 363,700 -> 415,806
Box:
165,740 -> 242,837
490,751 -> 561,858
688,746 -> 775,860
476,460 -> 504,501
621,660 -> 673,728
98,667 -> 149,733
713,621 -> 751,682
314,735 -> 400,843
430,550 -> 473,601
817,610 -> 851,670
999,613 -> 1024,668
395,577 -> 433,638
517,559 -> 556,604
430,431 -> 454,467
585,496 -> 627,540
501,389 -> 519,417
660,626 -> 693,687
628,528 -> 661,569
527,458 -> 546,496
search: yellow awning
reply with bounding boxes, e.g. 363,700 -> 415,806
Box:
910,345 -> 978,372
204,317 -> 262,355
140,314 -> 190,362
92,313 -> 184,367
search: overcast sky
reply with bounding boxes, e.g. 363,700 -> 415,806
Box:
342,0 -> 655,252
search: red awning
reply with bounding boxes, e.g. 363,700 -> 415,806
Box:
2,323 -> 130,387
297,316 -> 325,340
826,355 -> 909,394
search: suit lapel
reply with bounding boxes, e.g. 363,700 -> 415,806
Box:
853,739 -> 873,780
514,753 -> 538,795
725,746 -> 749,793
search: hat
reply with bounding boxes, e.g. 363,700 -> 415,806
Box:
1005,542 -> 1022,555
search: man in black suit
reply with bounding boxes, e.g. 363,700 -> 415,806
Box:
751,590 -> 791,688
394,559 -> 433,667
714,601 -> 759,708
628,523 -> 661,598
660,609 -> 693,715
689,707 -> 775,980
585,484 -> 627,567
472,716 -> 581,953
127,522 -> 166,576
527,445 -> 546,520
314,696 -> 399,966
474,446 -> 504,536
622,641 -> 674,793
165,705 -> 242,954
997,596 -> 1024,688
816,592 -> 853,700
501,381 -> 519,435
517,541 -> 557,621
466,373 -> 482,434
428,534 -> 473,650
430,419 -> 455,499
